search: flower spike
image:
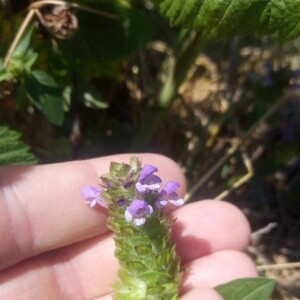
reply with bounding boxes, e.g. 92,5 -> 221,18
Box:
81,157 -> 182,299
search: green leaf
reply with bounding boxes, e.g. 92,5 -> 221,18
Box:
0,68 -> 12,81
83,91 -> 108,109
31,70 -> 58,87
154,0 -> 300,40
0,126 -> 37,165
13,25 -> 34,57
215,277 -> 276,300
24,71 -> 64,126
71,76 -> 108,109
62,85 -> 72,111
23,49 -> 38,70
57,4 -> 155,77
5,25 -> 38,76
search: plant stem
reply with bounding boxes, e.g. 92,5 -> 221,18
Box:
2,0 -> 118,69
29,0 -> 118,19
160,32 -> 205,107
184,98 -> 285,202
257,262 -> 300,271
130,32 -> 206,150
3,9 -> 36,68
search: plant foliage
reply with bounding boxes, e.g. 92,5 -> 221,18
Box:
0,126 -> 37,165
0,1 -> 155,127
24,71 -> 64,126
153,0 -> 300,40
0,1 -> 297,297
215,277 -> 276,300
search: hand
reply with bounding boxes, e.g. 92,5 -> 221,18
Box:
0,154 -> 257,299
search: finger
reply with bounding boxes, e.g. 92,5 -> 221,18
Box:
0,238 -> 256,299
0,153 -> 186,270
181,250 -> 258,294
171,200 -> 251,262
0,234 -> 117,299
0,201 -> 254,299
181,287 -> 223,300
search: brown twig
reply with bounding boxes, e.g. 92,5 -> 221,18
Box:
2,0 -> 118,69
184,98 -> 284,202
29,0 -> 118,20
2,9 -> 36,68
215,146 -> 254,200
257,262 -> 300,271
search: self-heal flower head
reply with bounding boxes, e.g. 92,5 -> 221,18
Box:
81,186 -> 107,208
81,157 -> 181,298
136,165 -> 162,193
125,199 -> 153,226
155,181 -> 184,210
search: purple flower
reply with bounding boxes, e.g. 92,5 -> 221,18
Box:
155,181 -> 184,210
125,199 -> 153,226
117,198 -> 127,206
81,186 -> 107,208
136,165 -> 162,193
124,181 -> 133,188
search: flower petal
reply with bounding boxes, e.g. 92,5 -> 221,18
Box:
133,218 -> 146,226
169,198 -> 184,206
139,165 -> 158,181
136,181 -> 147,193
81,186 -> 107,208
118,198 -> 127,206
127,199 -> 148,216
81,186 -> 100,199
89,198 -> 98,207
125,209 -> 133,222
125,200 -> 153,225
136,175 -> 162,193
147,204 -> 154,214
96,198 -> 108,208
162,181 -> 180,195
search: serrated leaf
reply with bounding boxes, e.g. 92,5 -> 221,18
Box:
0,126 -> 37,165
154,0 -> 300,41
24,71 -> 64,126
215,277 -> 276,300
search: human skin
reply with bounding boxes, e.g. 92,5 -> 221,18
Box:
0,153 -> 257,299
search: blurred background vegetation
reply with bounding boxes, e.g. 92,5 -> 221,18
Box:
0,1 -> 299,299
